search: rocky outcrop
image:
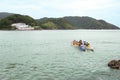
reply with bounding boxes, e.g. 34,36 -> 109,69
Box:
108,60 -> 120,69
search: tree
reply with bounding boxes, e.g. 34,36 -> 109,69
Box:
0,14 -> 37,30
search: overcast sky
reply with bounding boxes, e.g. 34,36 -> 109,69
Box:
0,0 -> 120,27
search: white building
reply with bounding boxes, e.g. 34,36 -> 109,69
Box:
11,23 -> 34,30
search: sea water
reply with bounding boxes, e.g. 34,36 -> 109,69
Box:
0,30 -> 120,80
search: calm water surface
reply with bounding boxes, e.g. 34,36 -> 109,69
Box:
0,30 -> 120,80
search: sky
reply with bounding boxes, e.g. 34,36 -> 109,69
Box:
0,0 -> 120,27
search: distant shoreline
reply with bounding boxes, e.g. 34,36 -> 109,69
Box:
0,29 -> 119,31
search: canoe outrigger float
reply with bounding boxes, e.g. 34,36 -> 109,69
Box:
72,40 -> 94,52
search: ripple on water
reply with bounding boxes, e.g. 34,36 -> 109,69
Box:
0,30 -> 120,80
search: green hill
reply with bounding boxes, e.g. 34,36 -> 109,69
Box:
0,12 -> 14,19
0,12 -> 119,30
0,14 -> 37,30
36,18 -> 74,29
37,16 -> 119,29
64,16 -> 119,29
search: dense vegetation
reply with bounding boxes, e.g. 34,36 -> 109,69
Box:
0,12 -> 13,19
0,14 -> 37,30
36,17 -> 119,29
36,18 -> 74,29
0,12 -> 119,30
64,16 -> 119,29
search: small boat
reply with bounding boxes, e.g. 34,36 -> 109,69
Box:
72,40 -> 94,52
79,45 -> 86,51
72,44 -> 94,52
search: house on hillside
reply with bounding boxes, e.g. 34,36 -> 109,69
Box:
11,23 -> 34,30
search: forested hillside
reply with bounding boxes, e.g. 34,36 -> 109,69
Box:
0,14 -> 37,30
36,18 -> 74,29
0,12 -> 13,19
64,16 -> 119,29
0,12 -> 119,30
36,16 -> 119,29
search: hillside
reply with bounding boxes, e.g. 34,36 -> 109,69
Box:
37,16 -> 119,29
36,18 -> 74,29
0,12 -> 119,30
0,14 -> 37,30
64,16 -> 119,29
0,12 -> 14,19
